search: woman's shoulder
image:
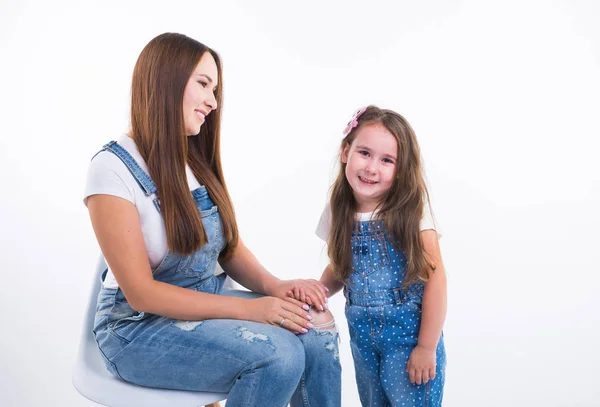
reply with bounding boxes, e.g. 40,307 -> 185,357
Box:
83,137 -> 140,206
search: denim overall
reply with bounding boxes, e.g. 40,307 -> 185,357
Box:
344,220 -> 446,407
92,141 -> 341,407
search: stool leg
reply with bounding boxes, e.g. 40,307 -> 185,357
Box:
205,403 -> 221,407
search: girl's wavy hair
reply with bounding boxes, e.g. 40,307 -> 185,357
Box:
130,33 -> 238,257
328,105 -> 434,286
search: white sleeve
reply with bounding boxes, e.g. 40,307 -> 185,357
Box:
83,151 -> 136,206
419,199 -> 435,231
315,203 -> 332,242
420,199 -> 442,238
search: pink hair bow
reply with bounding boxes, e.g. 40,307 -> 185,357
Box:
343,107 -> 367,136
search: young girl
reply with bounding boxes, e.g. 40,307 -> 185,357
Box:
292,106 -> 446,406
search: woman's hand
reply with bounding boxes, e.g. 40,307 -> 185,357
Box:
271,279 -> 329,311
246,296 -> 315,334
406,345 -> 437,385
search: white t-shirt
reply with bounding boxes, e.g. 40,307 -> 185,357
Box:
315,200 -> 438,242
83,135 -> 203,289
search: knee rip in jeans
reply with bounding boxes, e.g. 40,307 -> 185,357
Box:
237,327 -> 275,350
312,317 -> 340,360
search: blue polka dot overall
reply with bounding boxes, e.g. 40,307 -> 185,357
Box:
344,219 -> 446,407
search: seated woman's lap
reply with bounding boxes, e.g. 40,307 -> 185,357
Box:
104,287 -> 332,392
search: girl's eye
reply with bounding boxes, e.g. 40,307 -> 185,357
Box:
382,158 -> 394,164
358,150 -> 369,156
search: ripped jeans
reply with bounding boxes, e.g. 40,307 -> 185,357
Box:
93,285 -> 341,407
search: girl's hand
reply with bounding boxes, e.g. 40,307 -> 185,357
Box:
272,279 -> 329,311
246,296 -> 314,334
406,345 -> 437,385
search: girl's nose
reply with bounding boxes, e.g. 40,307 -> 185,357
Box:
365,161 -> 378,174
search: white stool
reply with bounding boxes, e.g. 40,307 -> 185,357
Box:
72,257 -> 228,407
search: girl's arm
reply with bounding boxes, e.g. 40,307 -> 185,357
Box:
87,194 -> 312,332
407,229 -> 447,385
319,264 -> 345,298
417,229 -> 447,349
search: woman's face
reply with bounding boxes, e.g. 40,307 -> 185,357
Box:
182,52 -> 219,136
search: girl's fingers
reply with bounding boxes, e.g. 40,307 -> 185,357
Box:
307,287 -> 327,311
415,368 -> 423,385
315,281 -> 329,298
408,367 -> 416,384
421,370 -> 430,384
429,367 -> 436,381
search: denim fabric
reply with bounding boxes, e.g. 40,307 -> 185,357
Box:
92,141 -> 341,407
344,220 -> 445,407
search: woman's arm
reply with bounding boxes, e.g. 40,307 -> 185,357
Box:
87,194 -> 312,332
220,240 -> 329,311
218,239 -> 279,295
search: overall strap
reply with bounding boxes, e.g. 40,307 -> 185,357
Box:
93,140 -> 158,197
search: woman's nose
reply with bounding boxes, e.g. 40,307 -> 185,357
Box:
206,93 -> 218,111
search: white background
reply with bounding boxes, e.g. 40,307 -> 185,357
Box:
1,0 -> 599,406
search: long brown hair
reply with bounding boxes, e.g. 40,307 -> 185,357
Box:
130,33 -> 238,257
328,105 -> 433,286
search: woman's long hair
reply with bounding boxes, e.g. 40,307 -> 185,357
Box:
130,32 -> 238,257
328,106 -> 433,286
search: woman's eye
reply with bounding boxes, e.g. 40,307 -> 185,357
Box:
198,81 -> 207,87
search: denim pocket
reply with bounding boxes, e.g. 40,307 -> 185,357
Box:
351,233 -> 391,277
175,207 -> 220,277
196,274 -> 217,293
109,312 -> 147,343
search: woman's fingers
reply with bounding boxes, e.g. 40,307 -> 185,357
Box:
281,302 -> 313,329
278,308 -> 310,333
281,295 -> 310,311
278,317 -> 305,334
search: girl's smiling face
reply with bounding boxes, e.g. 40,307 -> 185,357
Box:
342,123 -> 398,212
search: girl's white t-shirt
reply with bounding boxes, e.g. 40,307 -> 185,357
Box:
315,200 -> 438,242
83,135 -> 203,289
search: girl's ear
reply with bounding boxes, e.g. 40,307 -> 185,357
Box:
341,143 -> 350,163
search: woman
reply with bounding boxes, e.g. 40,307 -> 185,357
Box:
84,32 -> 340,407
